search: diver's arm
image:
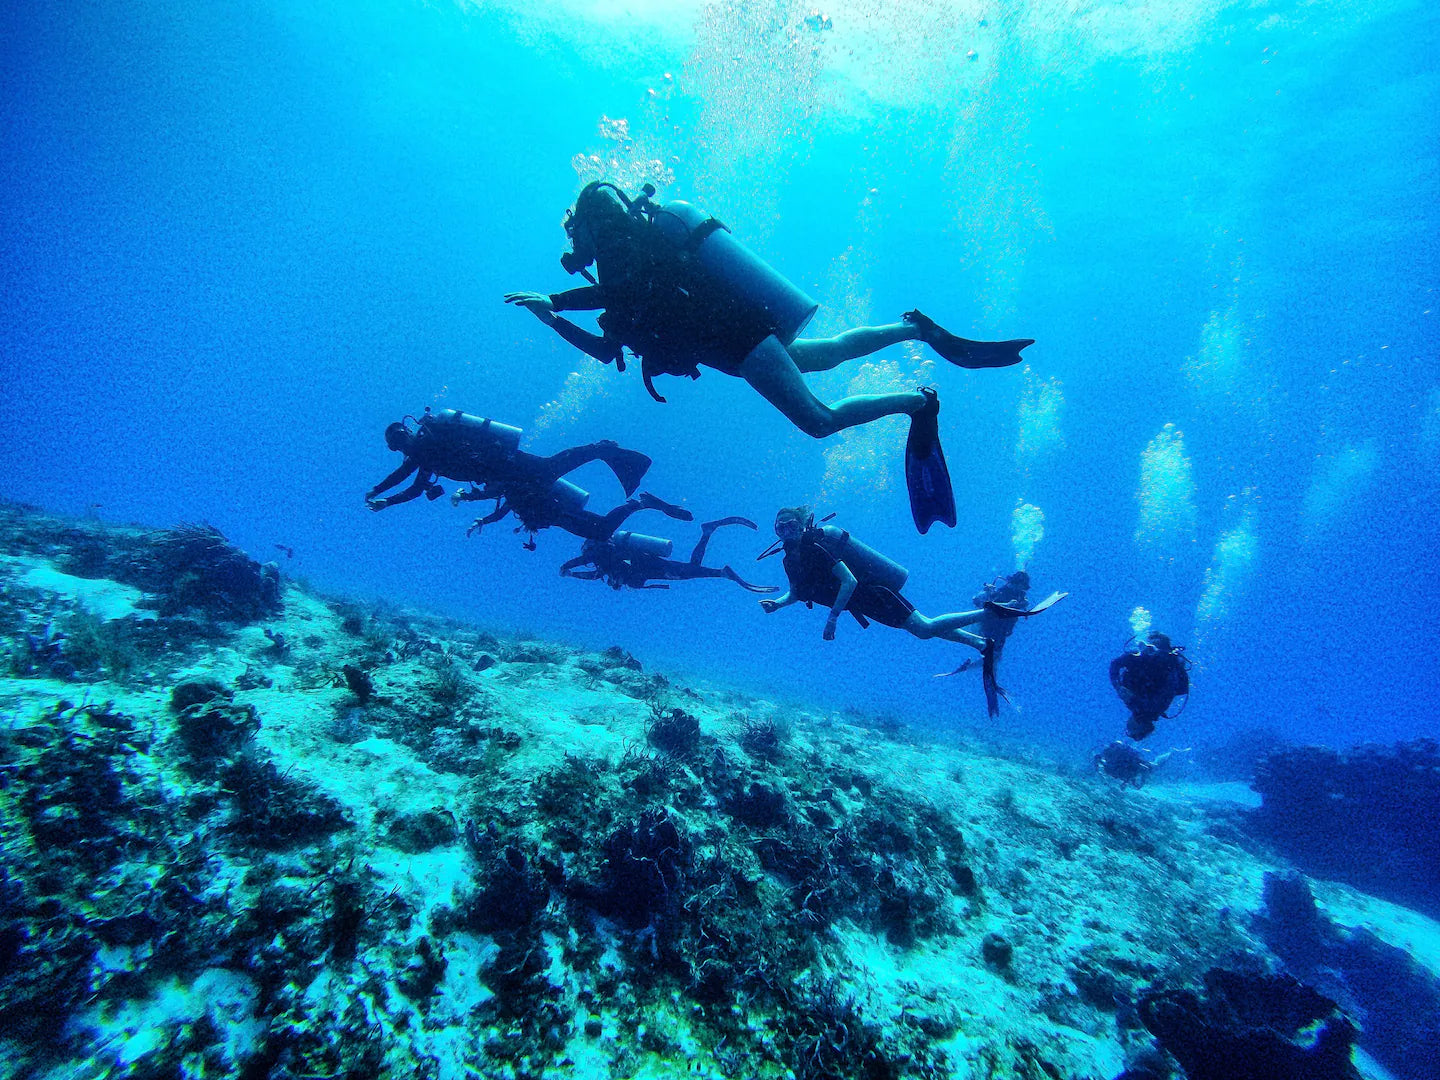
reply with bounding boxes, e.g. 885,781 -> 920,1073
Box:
824,563 -> 859,640
467,502 -> 512,537
371,474 -> 432,510
366,460 -> 419,501
759,590 -> 800,614
559,554 -> 593,577
547,315 -> 624,365
547,286 -> 605,311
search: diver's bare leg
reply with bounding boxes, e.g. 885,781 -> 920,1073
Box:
923,608 -> 986,633
788,323 -> 917,373
741,336 -> 924,439
903,611 -> 987,650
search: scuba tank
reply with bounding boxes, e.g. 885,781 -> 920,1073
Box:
648,200 -> 819,347
611,531 -> 674,559
818,525 -> 908,592
549,479 -> 590,513
421,409 -> 523,453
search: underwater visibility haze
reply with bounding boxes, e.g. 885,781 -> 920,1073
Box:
2,1 -> 1439,1077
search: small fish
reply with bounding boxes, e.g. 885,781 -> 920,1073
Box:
275,543 -> 295,559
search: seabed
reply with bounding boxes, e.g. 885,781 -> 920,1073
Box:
1,501 -> 1434,1080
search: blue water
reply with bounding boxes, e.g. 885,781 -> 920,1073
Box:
3,0 -> 1437,758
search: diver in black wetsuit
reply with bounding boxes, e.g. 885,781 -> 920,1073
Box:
364,409 -> 651,512
462,484 -> 692,550
1109,632 -> 1191,741
760,509 -> 1065,716
1094,741 -> 1181,789
560,518 -> 776,593
504,182 -> 1033,531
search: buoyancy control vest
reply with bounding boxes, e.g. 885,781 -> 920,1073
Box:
588,190 -> 819,402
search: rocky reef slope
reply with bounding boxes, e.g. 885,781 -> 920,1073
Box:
1,503 -> 1433,1080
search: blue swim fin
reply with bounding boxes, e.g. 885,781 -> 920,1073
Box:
906,387 -> 956,534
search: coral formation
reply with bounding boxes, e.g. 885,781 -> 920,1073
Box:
1,502 -> 1432,1079
1251,740 -> 1440,915
1138,968 -> 1360,1080
1256,873 -> 1440,1080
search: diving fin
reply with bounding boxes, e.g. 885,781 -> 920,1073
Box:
934,657 -> 976,678
723,566 -> 779,594
701,516 -> 758,534
904,309 -> 1033,370
982,591 -> 1069,619
905,387 -> 957,534
601,447 -> 652,497
637,492 -> 694,522
981,638 -> 1008,718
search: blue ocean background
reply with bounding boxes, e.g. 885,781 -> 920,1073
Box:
3,0 -> 1437,760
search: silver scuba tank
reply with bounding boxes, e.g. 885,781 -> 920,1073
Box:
651,201 -> 819,346
426,409 -> 523,453
611,531 -> 674,559
549,479 -> 590,513
819,524 -> 908,592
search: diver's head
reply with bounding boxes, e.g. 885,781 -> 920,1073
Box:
1146,631 -> 1173,652
384,422 -> 413,453
563,182 -> 633,273
774,506 -> 813,545
1006,570 -> 1031,592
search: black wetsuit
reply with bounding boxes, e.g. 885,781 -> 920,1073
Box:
1109,646 -> 1189,740
782,527 -> 915,628
367,422 -> 646,511
549,220 -> 779,399
561,519 -> 771,593
568,545 -> 728,590
470,484 -> 658,544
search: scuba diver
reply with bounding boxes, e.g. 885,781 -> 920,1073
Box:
935,570 -> 1056,679
364,408 -> 651,512
1093,741 -> 1184,789
1109,632 -> 1191,741
504,181 -> 1034,533
560,518 -> 776,593
461,482 -> 692,551
758,508 -> 1064,717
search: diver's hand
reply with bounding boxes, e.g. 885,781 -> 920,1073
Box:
823,615 -> 838,641
466,520 -> 483,538
503,291 -> 554,317
759,599 -> 780,614
366,497 -> 387,512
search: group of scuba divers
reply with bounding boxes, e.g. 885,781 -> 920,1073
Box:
364,180 -> 1192,760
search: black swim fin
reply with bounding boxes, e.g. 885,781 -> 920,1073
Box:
601,447 -> 652,497
934,658 -> 976,678
637,492 -> 694,522
906,387 -> 957,534
982,591 -> 1069,619
981,638 -> 1008,718
701,516 -> 758,534
723,566 -> 779,594
904,309 -> 1033,370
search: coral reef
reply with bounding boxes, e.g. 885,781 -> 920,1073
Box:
1251,740 -> 1440,915
1137,968 -> 1360,1080
2,502 -> 1432,1079
1256,873 -> 1440,1080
